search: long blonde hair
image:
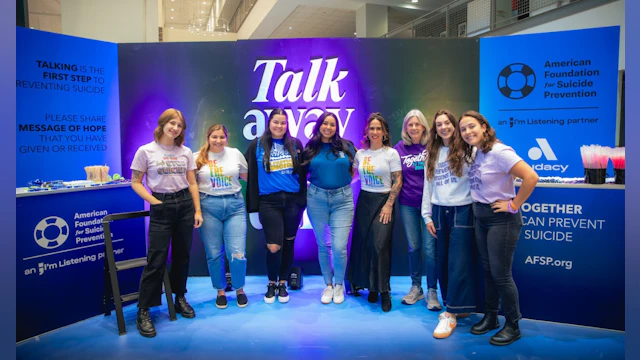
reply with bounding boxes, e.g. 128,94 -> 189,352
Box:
196,124 -> 228,170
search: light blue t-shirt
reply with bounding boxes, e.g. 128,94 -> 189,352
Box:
256,139 -> 300,195
308,142 -> 355,189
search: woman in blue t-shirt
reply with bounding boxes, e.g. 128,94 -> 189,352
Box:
302,111 -> 356,305
245,108 -> 307,304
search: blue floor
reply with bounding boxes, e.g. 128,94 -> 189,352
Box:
17,276 -> 624,360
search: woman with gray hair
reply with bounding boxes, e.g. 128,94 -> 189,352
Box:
393,109 -> 442,310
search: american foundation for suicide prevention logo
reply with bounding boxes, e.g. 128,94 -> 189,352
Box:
498,63 -> 536,99
34,216 -> 69,249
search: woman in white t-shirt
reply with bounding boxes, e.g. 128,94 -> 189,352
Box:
347,112 -> 403,313
130,108 -> 203,338
194,124 -> 249,310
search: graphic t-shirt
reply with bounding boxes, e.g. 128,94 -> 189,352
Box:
421,146 -> 474,224
256,139 -> 300,195
354,147 -> 402,193
308,142 -> 356,189
130,141 -> 196,193
469,142 -> 523,204
194,147 -> 248,196
394,141 -> 426,208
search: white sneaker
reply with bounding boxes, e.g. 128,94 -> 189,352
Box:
321,285 -> 334,304
333,285 -> 345,304
433,312 -> 457,339
426,288 -> 442,311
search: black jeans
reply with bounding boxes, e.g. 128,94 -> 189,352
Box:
138,188 -> 194,308
473,202 -> 523,322
258,192 -> 304,282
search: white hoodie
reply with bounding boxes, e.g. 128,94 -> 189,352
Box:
421,146 -> 475,224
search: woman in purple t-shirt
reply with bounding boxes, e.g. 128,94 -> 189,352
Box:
393,109 -> 441,310
130,108 -> 203,338
459,111 -> 538,346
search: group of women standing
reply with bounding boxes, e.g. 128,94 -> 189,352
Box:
129,107 -> 538,347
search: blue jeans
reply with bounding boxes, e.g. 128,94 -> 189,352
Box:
198,192 -> 247,290
473,202 -> 523,322
432,204 -> 476,314
307,183 -> 354,286
399,204 -> 437,290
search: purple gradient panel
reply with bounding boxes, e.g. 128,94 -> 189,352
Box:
236,38 -> 365,261
118,43 -> 238,178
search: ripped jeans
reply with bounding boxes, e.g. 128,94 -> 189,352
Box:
198,192 -> 247,290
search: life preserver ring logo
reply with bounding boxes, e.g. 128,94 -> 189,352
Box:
34,216 -> 69,249
498,63 -> 536,99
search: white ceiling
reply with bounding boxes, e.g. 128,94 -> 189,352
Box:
163,0 -> 216,30
162,0 -> 453,35
269,6 -> 357,39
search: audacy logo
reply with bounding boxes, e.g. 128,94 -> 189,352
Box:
528,138 -> 568,173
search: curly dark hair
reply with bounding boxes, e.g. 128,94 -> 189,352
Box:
361,112 -> 391,149
459,110 -> 499,154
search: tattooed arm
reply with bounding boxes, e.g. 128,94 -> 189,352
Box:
130,170 -> 162,205
379,171 -> 403,225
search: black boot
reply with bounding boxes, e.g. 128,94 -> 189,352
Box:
471,312 -> 500,335
367,291 -> 378,303
175,296 -> 196,318
490,320 -> 521,346
381,292 -> 392,312
136,308 -> 156,338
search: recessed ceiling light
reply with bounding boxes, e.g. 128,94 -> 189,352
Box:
412,0 -> 418,2
289,27 -> 292,30
201,11 -> 204,13
171,8 -> 174,11
170,27 -> 174,29
170,16 -> 174,19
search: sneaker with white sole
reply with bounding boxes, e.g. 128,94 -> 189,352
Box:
264,283 -> 277,304
277,283 -> 290,303
426,288 -> 442,311
401,286 -> 424,305
433,312 -> 457,339
333,285 -> 345,304
321,285 -> 333,304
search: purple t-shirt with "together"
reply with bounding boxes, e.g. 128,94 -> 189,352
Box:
394,141 -> 426,208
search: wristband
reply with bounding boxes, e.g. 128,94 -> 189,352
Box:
195,211 -> 202,215
507,201 -> 518,214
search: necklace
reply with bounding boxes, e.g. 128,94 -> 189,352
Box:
157,142 -> 176,151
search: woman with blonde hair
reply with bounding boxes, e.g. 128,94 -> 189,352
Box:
130,108 -> 203,338
194,124 -> 248,309
393,109 -> 441,310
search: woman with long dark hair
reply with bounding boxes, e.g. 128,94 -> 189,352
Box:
348,113 -> 402,312
130,108 -> 203,338
459,110 -> 538,346
302,111 -> 356,305
421,109 -> 476,339
245,108 -> 307,304
194,124 -> 248,309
